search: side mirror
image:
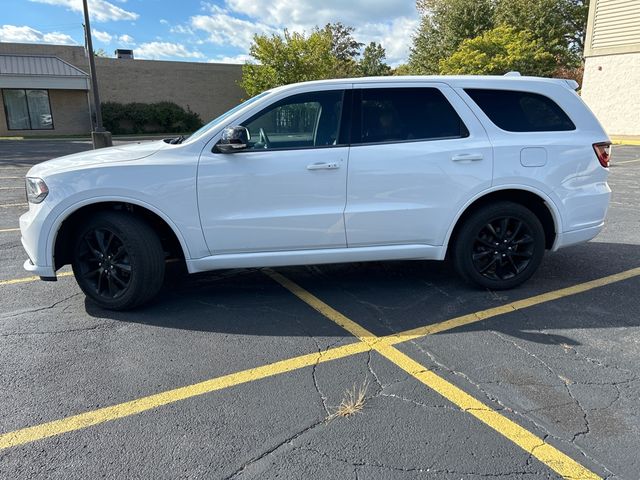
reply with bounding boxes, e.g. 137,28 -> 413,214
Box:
214,126 -> 250,153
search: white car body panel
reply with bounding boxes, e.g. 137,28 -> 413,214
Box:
19,75 -> 611,280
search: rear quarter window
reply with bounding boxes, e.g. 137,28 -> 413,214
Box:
464,89 -> 575,132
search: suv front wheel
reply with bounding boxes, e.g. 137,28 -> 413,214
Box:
72,211 -> 165,310
453,202 -> 545,290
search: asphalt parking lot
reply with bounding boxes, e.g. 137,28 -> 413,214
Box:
0,139 -> 639,480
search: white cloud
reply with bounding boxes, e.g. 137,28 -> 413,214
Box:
170,24 -> 194,35
189,0 -> 418,65
355,17 -> 419,66
208,53 -> 251,64
159,19 -> 169,25
225,0 -> 415,31
93,29 -> 112,43
135,42 -> 205,60
0,24 -> 76,45
28,0 -> 139,22
118,34 -> 134,44
191,11 -> 276,49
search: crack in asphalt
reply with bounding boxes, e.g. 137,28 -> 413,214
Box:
0,292 -> 82,320
294,445 -> 549,477
224,418 -> 326,479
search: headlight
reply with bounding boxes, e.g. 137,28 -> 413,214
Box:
25,177 -> 49,204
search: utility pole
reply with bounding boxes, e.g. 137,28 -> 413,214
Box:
82,0 -> 112,148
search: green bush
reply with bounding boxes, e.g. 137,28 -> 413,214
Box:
101,101 -> 203,135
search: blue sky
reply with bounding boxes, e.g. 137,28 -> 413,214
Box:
1,0 -> 420,66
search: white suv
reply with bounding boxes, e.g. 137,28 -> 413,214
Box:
20,75 -> 612,310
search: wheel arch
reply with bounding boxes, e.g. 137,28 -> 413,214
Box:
49,198 -> 190,270
443,187 -> 561,258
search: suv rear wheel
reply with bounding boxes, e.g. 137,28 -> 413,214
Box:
72,211 -> 165,310
453,202 -> 545,290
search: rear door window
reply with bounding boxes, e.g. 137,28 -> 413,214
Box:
353,87 -> 469,145
464,89 -> 575,132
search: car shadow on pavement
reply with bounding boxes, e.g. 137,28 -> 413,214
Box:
85,241 -> 640,347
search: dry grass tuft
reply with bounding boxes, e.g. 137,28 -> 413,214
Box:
327,380 -> 369,421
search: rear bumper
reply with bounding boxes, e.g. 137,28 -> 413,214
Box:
552,223 -> 604,251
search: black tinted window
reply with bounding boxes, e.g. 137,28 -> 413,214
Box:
465,89 -> 575,132
356,88 -> 468,144
242,90 -> 344,150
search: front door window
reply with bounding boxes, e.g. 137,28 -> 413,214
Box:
242,90 -> 344,150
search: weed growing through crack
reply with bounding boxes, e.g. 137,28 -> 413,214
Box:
327,379 -> 369,421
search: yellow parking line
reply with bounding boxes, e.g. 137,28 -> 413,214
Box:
0,267 -> 638,458
0,203 -> 28,208
0,227 -> 20,233
0,271 -> 74,286
380,266 -> 640,346
267,271 -> 601,480
0,341 -> 370,450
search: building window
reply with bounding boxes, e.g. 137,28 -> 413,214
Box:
3,89 -> 54,130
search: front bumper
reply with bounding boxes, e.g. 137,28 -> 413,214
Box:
20,202 -> 56,278
22,258 -> 56,278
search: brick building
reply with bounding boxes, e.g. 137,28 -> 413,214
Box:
0,42 -> 243,136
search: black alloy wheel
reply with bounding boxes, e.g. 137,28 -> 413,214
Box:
453,202 -> 545,290
72,211 -> 165,310
471,216 -> 535,281
76,228 -> 132,299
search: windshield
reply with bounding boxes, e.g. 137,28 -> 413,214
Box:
186,91 -> 271,143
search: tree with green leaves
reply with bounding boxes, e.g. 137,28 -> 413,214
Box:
439,25 -> 557,76
409,0 -> 589,75
322,22 -> 363,77
409,0 -> 496,74
494,0 -> 589,66
240,29 -> 338,97
358,42 -> 391,77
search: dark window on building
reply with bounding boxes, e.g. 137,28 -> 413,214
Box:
464,89 -> 575,132
3,89 -> 54,130
354,87 -> 468,144
242,90 -> 344,150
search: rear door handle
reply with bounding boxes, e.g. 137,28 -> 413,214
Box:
451,153 -> 484,162
307,162 -> 340,170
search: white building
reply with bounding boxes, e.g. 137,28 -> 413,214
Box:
581,0 -> 640,138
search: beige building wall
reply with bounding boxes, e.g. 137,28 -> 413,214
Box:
581,0 -> 640,137
581,53 -> 640,137
0,89 -> 91,136
0,42 -> 245,125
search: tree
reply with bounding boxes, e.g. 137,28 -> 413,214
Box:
438,25 -> 557,77
392,64 -> 414,76
409,0 -> 496,74
358,42 -> 391,77
323,22 -> 363,61
322,22 -> 363,77
495,0 -> 589,66
240,29 -> 338,97
410,0 -> 590,75
94,48 -> 109,57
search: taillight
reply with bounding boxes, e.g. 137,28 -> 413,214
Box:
593,142 -> 611,168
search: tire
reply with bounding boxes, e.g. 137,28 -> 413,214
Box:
453,201 -> 545,290
72,211 -> 165,310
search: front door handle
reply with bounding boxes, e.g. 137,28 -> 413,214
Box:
307,162 -> 340,170
451,153 -> 484,162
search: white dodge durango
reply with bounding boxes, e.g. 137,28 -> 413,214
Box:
20,75 -> 612,310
